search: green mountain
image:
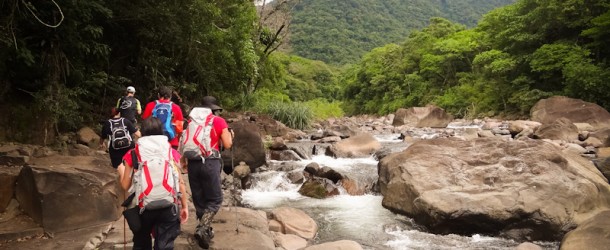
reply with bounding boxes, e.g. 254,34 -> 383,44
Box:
289,0 -> 516,64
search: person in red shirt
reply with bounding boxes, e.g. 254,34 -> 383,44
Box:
142,86 -> 184,149
116,117 -> 188,249
186,96 -> 233,249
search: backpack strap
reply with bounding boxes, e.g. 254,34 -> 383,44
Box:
131,147 -> 140,170
208,116 -> 219,149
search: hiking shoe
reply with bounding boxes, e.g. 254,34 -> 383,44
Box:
207,227 -> 214,239
194,226 -> 211,249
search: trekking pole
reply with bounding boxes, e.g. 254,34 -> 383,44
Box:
123,189 -> 126,249
229,127 -> 239,234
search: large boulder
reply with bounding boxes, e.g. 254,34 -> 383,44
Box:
533,117 -> 579,142
530,96 -> 610,131
14,164 -> 122,233
392,105 -> 453,128
222,120 -> 266,172
76,127 -> 101,149
379,137 -> 610,241
325,133 -> 381,158
560,210 -> 610,250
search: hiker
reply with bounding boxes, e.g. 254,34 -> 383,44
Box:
116,86 -> 142,125
142,86 -> 184,149
100,107 -> 140,168
116,117 -> 189,249
180,95 -> 233,249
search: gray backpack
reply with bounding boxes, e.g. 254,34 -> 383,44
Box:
179,107 -> 217,160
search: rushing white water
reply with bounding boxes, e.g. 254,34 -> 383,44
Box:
242,140 -> 559,249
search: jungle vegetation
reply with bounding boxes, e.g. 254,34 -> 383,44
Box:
1,0 -> 608,142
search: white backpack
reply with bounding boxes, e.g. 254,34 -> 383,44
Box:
130,135 -> 180,212
179,107 -> 217,160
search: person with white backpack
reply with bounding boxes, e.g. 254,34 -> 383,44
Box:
100,107 -> 140,168
116,117 -> 189,249
179,96 -> 233,249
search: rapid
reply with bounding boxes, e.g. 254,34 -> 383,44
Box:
241,130 -> 560,250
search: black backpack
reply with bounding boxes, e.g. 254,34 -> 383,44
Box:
118,96 -> 137,122
109,118 -> 133,150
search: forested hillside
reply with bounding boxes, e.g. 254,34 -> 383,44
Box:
341,0 -> 610,118
289,0 -> 516,64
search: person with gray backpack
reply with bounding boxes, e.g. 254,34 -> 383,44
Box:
116,117 -> 189,249
100,107 -> 140,168
179,96 -> 233,249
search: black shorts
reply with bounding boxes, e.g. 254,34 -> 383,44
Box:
109,148 -> 130,168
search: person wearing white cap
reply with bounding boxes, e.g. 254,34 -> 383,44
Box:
116,86 -> 142,124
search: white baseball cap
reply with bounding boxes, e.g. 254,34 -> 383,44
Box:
126,86 -> 136,93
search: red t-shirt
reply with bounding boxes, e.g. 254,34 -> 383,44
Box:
122,148 -> 181,169
208,116 -> 229,151
142,99 -> 184,147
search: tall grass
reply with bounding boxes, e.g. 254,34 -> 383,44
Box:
304,98 -> 344,120
264,101 -> 313,130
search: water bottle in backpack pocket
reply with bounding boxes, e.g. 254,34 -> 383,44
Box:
110,118 -> 133,150
179,107 -> 217,160
152,101 -> 175,140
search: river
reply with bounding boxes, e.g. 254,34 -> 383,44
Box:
241,131 -> 560,250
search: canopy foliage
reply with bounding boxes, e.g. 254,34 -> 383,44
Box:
342,0 -> 610,118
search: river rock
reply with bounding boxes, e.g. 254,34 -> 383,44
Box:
530,96 -> 610,131
272,232 -> 308,250
299,178 -> 339,199
76,127 -> 100,149
341,178 -> 365,195
286,170 -> 304,184
508,120 -> 541,135
326,133 -> 381,158
560,210 -> 610,250
304,162 -> 320,177
269,137 -> 288,150
270,207 -> 318,240
593,157 -> 610,181
232,161 -> 251,179
317,166 -> 344,183
379,137 -> 610,241
15,164 -> 121,233
211,207 -> 275,250
583,137 -> 603,148
574,123 -> 595,132
516,242 -> 543,250
533,117 -> 579,142
269,149 -> 302,161
589,128 -> 610,147
392,105 -> 453,128
478,130 -> 496,138
304,240 -> 364,250
222,120 -> 266,172
0,166 -> 21,212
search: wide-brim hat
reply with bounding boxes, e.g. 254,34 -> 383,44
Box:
202,96 -> 222,111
